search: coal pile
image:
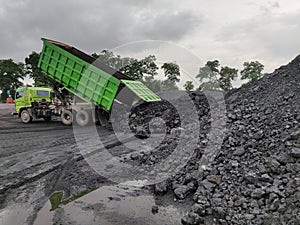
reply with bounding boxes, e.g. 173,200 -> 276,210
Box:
183,56 -> 300,225
129,55 -> 300,224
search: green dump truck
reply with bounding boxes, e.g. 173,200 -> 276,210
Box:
15,38 -> 160,126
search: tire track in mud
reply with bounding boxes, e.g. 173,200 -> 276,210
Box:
0,133 -> 76,158
0,107 -> 137,213
0,127 -> 131,198
0,159 -> 64,195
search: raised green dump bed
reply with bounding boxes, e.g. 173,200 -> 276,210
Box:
38,38 -> 160,111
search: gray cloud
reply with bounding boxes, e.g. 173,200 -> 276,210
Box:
0,0 -> 202,62
260,1 -> 280,13
134,10 -> 201,40
216,9 -> 300,70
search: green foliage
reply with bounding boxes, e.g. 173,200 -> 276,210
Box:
93,50 -> 181,91
140,55 -> 159,78
121,55 -> 158,80
25,52 -> 54,87
92,50 -> 158,80
161,62 -> 180,82
48,188 -> 96,210
241,61 -> 264,82
61,188 -> 96,205
142,76 -> 178,92
159,62 -> 180,91
206,60 -> 220,73
184,81 -> 194,91
92,50 -> 123,69
219,66 -> 238,91
0,59 -> 24,89
49,192 -> 64,211
197,60 -> 238,91
196,60 -> 220,90
121,59 -> 144,80
0,59 -> 25,101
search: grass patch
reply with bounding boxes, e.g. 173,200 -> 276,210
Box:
62,188 -> 96,205
48,188 -> 97,211
49,192 -> 64,211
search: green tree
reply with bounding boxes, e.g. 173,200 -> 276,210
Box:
160,62 -> 180,91
121,55 -> 158,80
0,59 -> 25,101
161,62 -> 180,82
25,52 -> 54,87
197,60 -> 220,90
197,60 -> 238,91
92,50 -> 125,70
120,59 -> 144,80
92,51 -> 158,80
240,61 -> 264,82
184,81 -> 194,91
140,55 -> 158,78
206,60 -> 220,73
219,66 -> 238,91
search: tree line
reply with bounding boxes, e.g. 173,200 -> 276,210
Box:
0,50 -> 264,101
197,59 -> 264,91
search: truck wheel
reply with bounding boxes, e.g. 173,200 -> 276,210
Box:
76,110 -> 90,126
21,110 -> 32,124
61,110 -> 73,126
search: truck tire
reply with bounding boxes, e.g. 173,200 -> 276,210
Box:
75,110 -> 90,126
21,109 -> 32,124
61,110 -> 73,126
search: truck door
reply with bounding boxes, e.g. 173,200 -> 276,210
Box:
14,89 -> 25,113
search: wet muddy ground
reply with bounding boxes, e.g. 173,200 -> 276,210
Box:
0,103 -> 189,225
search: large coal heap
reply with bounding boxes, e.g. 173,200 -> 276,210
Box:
178,56 -> 300,225
127,55 -> 299,224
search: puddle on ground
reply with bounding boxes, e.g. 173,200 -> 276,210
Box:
33,200 -> 54,225
34,184 -> 185,225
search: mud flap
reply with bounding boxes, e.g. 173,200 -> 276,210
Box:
96,108 -> 109,126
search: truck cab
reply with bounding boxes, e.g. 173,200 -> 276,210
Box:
14,86 -> 52,123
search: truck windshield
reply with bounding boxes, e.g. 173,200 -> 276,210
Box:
37,90 -> 49,97
15,90 -> 24,99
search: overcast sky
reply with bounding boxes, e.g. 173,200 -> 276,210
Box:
1,0 -> 300,86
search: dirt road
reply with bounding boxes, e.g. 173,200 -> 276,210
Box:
0,104 -> 186,225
